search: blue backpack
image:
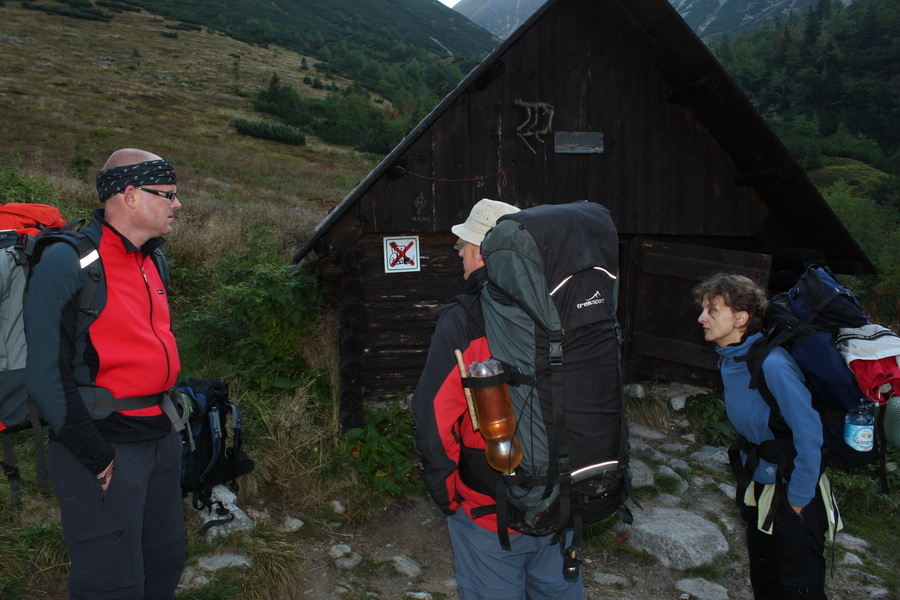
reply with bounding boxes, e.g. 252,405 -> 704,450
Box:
743,265 -> 885,475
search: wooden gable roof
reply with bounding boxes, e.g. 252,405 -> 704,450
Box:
294,0 -> 873,275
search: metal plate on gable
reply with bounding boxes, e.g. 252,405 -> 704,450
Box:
554,131 -> 604,154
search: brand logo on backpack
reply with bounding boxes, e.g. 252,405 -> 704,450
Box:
577,291 -> 606,309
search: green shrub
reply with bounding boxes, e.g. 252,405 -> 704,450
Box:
176,235 -> 320,391
233,118 -> 306,146
95,1 -> 141,13
23,1 -> 112,21
684,392 -> 735,447
166,22 -> 202,32
161,30 -> 178,39
0,159 -> 61,206
342,403 -> 423,498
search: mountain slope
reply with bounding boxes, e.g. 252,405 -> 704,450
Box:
672,0 -> 819,40
452,0 -> 546,41
124,0 -> 497,60
454,0 -> 823,41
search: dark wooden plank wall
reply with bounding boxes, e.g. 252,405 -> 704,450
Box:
322,232 -> 463,399
349,0 -> 766,243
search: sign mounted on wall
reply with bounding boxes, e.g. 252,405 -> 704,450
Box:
383,236 -> 420,273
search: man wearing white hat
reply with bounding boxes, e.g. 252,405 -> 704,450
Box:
413,199 -> 584,599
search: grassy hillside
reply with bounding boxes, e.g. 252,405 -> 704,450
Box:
18,0 -> 497,121
0,3 -> 377,253
1,5 -> 382,596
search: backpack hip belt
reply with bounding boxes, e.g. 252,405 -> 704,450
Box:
76,385 -> 184,431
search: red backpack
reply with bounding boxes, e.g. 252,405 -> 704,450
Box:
0,203 -> 67,235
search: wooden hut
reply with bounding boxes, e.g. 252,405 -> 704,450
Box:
292,0 -> 875,430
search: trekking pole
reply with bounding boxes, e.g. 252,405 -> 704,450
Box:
454,349 -> 480,431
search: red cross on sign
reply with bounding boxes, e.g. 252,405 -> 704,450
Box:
383,236 -> 420,273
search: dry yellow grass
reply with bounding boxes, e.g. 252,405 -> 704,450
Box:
0,3 -> 378,259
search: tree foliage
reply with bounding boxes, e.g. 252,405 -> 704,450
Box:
113,0 -> 487,110
709,0 -> 900,166
252,73 -> 430,155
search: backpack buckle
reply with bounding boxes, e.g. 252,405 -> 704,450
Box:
549,341 -> 563,366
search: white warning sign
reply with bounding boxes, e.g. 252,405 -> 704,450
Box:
383,236 -> 420,273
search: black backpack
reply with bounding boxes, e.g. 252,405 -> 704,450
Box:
176,378 -> 255,532
462,201 -> 632,578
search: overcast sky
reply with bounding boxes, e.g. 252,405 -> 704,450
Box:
437,0 -> 460,7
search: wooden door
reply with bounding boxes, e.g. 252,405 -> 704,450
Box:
623,239 -> 772,389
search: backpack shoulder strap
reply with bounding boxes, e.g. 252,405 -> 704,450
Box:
150,248 -> 170,289
29,230 -> 104,333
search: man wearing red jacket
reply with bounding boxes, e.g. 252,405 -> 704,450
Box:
25,148 -> 184,599
413,199 -> 584,600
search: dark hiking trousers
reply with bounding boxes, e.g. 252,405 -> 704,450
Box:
743,485 -> 828,600
49,430 -> 185,600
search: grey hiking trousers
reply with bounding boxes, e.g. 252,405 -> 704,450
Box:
48,429 -> 185,600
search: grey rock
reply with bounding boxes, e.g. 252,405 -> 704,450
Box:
335,552 -> 363,569
656,465 -> 688,494
630,424 -> 666,440
718,483 -> 736,499
676,578 -> 729,600
668,394 -> 690,412
622,507 -> 729,569
177,566 -> 210,591
636,444 -> 668,464
630,459 -> 655,487
690,446 -> 729,467
278,516 -> 305,533
668,458 -> 691,472
330,543 -> 352,558
245,506 -> 271,522
392,555 -> 422,578
197,552 -> 252,570
197,485 -> 254,541
673,416 -> 691,429
843,552 -> 864,566
624,383 -> 647,399
660,442 -> 690,454
403,593 -> 433,599
589,571 -> 631,587
839,533 -> 871,554
654,493 -> 682,507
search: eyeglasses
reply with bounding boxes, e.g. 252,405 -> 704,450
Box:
137,187 -> 178,202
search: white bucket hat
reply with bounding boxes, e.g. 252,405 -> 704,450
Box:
451,199 -> 520,247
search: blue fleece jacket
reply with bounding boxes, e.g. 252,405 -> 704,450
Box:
717,332 -> 823,507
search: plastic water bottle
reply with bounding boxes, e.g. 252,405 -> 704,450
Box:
844,400 -> 875,452
468,359 -> 523,473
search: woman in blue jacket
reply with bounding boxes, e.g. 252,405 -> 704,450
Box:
694,273 -> 835,600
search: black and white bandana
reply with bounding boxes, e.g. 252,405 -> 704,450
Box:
96,158 -> 177,201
